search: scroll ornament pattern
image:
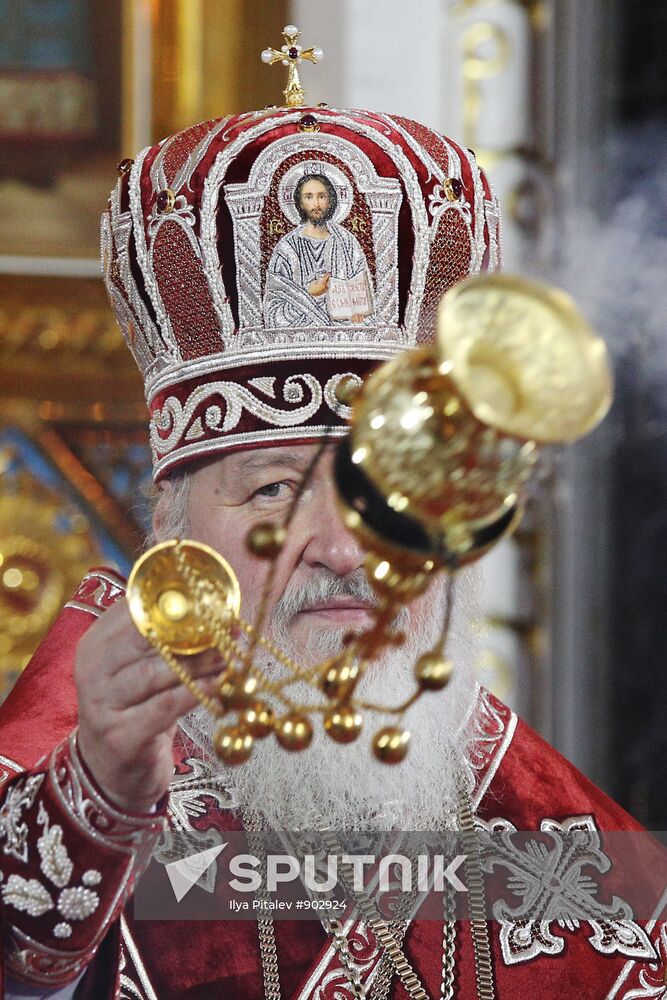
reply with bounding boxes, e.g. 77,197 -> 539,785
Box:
150,372 -> 351,456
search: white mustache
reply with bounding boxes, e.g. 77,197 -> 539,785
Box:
271,568 -> 379,622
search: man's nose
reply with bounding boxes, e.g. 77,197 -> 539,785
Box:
300,485 -> 365,576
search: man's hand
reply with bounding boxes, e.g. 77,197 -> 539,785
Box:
308,272 -> 330,296
75,599 -> 220,814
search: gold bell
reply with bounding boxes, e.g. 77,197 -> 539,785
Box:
320,658 -> 360,700
214,725 -> 254,765
219,670 -> 260,709
372,726 -> 410,764
415,652 -> 454,691
240,700 -> 275,739
276,712 -> 313,752
246,523 -> 286,558
324,706 -> 363,744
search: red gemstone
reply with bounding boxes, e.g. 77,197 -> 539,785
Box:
156,189 -> 175,213
450,178 -> 463,198
299,114 -> 317,128
288,46 -> 299,59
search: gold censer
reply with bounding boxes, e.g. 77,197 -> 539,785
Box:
127,275 -> 613,766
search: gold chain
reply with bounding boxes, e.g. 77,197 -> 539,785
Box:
457,789 -> 497,1000
243,811 -> 282,1000
251,792 -> 492,1000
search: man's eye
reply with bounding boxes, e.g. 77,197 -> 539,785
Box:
253,481 -> 288,499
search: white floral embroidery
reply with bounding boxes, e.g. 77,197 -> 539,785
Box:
0,774 -> 45,862
284,380 -> 306,403
36,803 -> 73,888
157,756 -> 236,892
478,815 -> 656,966
204,404 -> 222,428
167,755 -> 235,829
426,186 -> 470,231
57,886 -> 99,921
3,874 -> 54,916
3,736 -> 163,989
427,182 -> 448,220
51,733 -> 166,865
622,924 -> 667,998
147,194 -> 197,240
2,795 -> 102,936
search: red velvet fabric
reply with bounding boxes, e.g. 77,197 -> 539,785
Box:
0,568 -> 124,770
0,751 -> 153,968
0,603 -> 87,769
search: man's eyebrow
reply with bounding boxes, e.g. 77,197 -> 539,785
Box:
235,451 -> 311,473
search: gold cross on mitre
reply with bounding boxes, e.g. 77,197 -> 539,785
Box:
261,25 -> 323,108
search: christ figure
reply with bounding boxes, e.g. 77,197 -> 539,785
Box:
263,172 -> 374,328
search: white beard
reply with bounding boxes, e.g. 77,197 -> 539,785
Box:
181,569 -> 481,832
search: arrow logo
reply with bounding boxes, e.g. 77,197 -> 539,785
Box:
165,842 -> 227,902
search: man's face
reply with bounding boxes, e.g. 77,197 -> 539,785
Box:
298,179 -> 331,225
180,444 -> 373,655
168,443 -> 437,662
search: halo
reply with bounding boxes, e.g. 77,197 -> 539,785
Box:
277,161 -> 354,226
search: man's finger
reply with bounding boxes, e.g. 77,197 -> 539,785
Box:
78,599 -> 158,678
109,649 -> 225,710
122,680 -> 221,741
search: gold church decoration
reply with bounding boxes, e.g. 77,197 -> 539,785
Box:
0,461 -> 100,688
261,25 -> 324,108
126,275 -> 613,766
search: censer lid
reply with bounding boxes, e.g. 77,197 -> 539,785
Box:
437,274 -> 613,443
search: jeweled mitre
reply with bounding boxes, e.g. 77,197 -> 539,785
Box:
101,106 -> 501,479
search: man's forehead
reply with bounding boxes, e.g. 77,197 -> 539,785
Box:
219,443 -> 333,476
